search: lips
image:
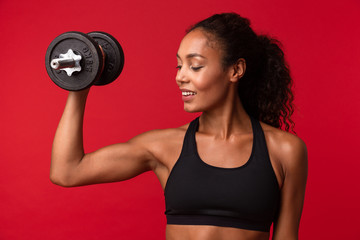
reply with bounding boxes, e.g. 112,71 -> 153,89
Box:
180,88 -> 197,102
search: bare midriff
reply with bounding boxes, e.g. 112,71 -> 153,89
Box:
166,225 -> 270,240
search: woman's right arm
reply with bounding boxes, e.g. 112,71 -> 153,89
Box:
50,89 -> 158,187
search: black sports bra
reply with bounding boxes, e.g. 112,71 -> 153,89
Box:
164,116 -> 280,232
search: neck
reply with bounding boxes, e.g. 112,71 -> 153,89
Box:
199,91 -> 251,139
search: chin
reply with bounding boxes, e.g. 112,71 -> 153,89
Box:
183,105 -> 202,113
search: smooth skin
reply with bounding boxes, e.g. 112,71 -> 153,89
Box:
51,29 -> 308,240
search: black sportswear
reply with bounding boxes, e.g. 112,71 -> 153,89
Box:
164,116 -> 280,232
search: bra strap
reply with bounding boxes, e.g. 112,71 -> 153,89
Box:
180,117 -> 199,156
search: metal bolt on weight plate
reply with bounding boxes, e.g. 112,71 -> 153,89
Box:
50,49 -> 82,76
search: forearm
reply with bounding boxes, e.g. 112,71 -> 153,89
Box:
50,89 -> 90,186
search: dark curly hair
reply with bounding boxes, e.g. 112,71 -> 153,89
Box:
187,13 -> 295,133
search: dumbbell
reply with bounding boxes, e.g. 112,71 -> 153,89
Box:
45,31 -> 124,91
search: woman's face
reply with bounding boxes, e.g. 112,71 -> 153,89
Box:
176,29 -> 233,113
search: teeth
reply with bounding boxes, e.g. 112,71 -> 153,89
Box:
182,91 -> 196,96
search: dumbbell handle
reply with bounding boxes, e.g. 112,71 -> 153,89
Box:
51,58 -> 75,70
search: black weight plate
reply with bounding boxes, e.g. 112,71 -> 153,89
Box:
87,32 -> 124,86
45,32 -> 104,91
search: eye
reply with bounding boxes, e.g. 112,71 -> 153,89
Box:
190,66 -> 203,71
176,65 -> 182,70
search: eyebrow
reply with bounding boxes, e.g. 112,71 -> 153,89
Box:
176,53 -> 206,59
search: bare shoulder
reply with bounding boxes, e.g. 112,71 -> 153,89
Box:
259,121 -> 308,175
127,123 -> 189,147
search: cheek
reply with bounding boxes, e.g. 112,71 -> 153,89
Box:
194,68 -> 228,93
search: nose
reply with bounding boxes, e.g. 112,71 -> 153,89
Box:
175,67 -> 188,86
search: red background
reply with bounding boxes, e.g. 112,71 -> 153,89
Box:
1,0 -> 359,239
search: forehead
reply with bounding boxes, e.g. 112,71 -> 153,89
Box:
177,29 -> 220,59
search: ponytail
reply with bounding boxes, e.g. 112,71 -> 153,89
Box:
242,35 -> 295,132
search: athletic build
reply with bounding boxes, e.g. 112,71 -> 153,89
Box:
50,13 -> 308,240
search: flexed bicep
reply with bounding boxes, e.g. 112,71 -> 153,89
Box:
56,141 -> 157,187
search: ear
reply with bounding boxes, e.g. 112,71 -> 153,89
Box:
229,58 -> 246,83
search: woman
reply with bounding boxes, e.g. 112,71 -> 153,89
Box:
50,13 -> 308,240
